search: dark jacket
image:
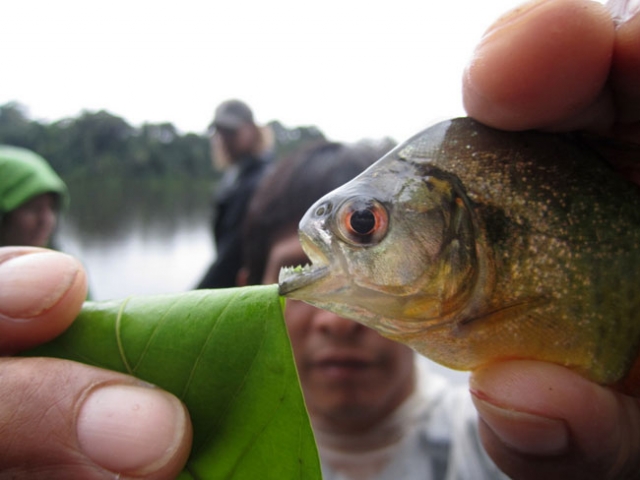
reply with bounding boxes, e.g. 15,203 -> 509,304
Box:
197,154 -> 268,288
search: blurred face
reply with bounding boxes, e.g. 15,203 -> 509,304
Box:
1,193 -> 59,247
261,232 -> 416,434
214,123 -> 258,160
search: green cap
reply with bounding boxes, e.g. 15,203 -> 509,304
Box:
0,145 -> 69,213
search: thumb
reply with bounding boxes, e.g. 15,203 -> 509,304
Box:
0,357 -> 192,479
0,246 -> 193,478
470,360 -> 640,479
0,247 -> 88,354
462,0 -> 615,131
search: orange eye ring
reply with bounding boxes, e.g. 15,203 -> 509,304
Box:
337,198 -> 389,245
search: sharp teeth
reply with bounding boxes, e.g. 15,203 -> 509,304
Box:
281,264 -> 312,275
279,263 -> 313,281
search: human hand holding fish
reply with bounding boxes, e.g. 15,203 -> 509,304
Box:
281,0 -> 640,479
465,0 -> 640,478
279,0 -> 640,478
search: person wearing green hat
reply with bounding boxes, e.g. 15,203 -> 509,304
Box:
0,145 -> 69,248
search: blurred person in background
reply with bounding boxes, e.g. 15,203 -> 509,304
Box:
238,141 -> 507,479
196,99 -> 274,289
0,145 -> 68,248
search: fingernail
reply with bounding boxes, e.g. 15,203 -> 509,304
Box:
77,384 -> 189,475
472,393 -> 569,456
0,251 -> 80,319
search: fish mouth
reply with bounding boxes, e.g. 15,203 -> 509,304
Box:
278,233 -> 330,296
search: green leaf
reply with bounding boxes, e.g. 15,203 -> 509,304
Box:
23,285 -> 321,479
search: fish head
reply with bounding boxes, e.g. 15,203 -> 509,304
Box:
279,127 -> 484,337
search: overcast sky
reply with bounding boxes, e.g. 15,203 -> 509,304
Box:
3,0 -> 528,143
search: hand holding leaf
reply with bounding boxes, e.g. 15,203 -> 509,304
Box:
24,285 -> 321,479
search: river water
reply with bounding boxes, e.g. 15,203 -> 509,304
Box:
57,177 -> 469,385
58,177 -> 215,300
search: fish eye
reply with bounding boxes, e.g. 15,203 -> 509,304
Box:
349,209 -> 376,235
336,198 -> 389,245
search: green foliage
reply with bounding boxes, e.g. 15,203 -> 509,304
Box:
0,102 -> 330,180
268,120 -> 326,160
0,102 -> 213,179
23,286 -> 322,479
0,102 -> 45,147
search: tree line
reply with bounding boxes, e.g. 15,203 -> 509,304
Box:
0,102 -> 326,179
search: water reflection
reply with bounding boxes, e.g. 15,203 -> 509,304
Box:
58,177 -> 215,300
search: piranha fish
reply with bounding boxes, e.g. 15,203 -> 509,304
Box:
278,117 -> 640,394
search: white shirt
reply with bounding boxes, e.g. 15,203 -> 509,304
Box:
315,359 -> 509,480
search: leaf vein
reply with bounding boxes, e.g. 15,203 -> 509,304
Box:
191,293 -> 270,457
130,298 -> 181,373
178,294 -> 227,400
115,296 -> 134,374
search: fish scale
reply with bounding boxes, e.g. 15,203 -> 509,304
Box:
279,118 -> 640,395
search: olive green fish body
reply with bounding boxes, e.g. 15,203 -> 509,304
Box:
279,118 -> 640,391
